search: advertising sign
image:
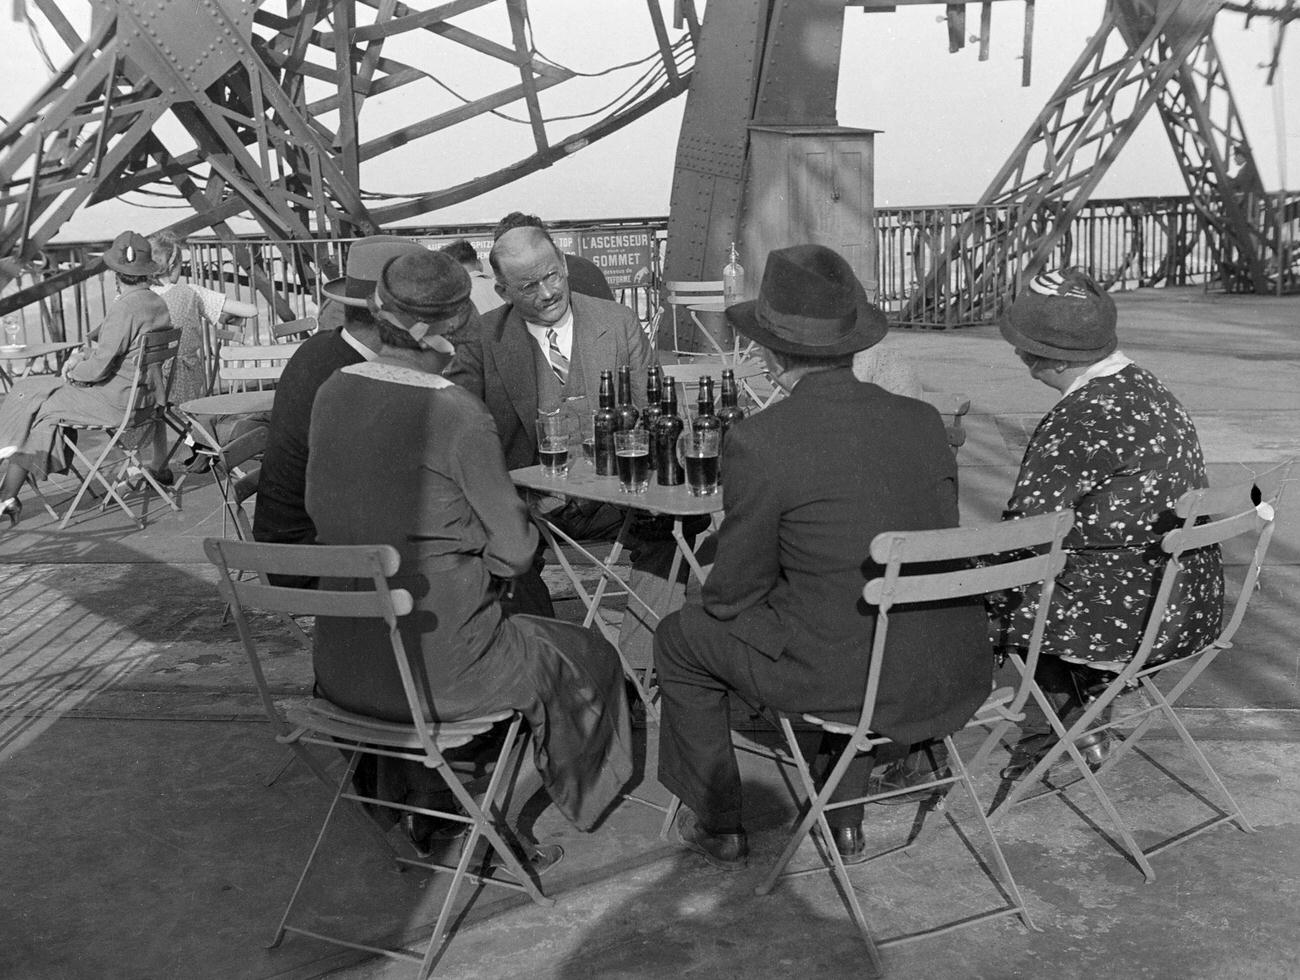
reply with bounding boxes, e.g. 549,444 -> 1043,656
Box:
576,229 -> 653,289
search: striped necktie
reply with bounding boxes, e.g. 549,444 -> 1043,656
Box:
546,328 -> 569,384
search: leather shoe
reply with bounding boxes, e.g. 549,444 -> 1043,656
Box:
868,745 -> 952,805
489,840 -> 565,878
831,823 -> 868,865
676,809 -> 748,871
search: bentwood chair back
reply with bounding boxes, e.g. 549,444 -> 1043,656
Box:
204,538 -> 552,978
991,459 -> 1294,881
752,510 -> 1074,974
55,328 -> 182,529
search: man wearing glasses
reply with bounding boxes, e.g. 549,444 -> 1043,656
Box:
446,223 -> 672,666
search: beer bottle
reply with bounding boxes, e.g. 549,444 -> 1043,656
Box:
717,369 -> 746,483
615,364 -> 639,432
717,369 -> 746,441
641,366 -> 664,470
593,370 -> 618,476
654,379 -> 685,486
694,375 -> 721,434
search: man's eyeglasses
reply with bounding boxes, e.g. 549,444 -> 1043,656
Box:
506,269 -> 567,298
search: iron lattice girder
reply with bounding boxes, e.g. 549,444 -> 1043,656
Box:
0,0 -> 695,303
903,0 -> 1240,324
1152,33 -> 1272,290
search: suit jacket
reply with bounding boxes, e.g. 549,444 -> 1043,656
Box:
704,367 -> 991,745
254,329 -> 366,545
445,291 -> 657,470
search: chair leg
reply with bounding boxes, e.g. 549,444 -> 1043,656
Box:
59,432 -> 137,528
944,735 -> 1038,932
272,750 -> 362,948
754,717 -> 884,974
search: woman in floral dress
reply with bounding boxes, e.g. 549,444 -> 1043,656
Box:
991,268 -> 1223,776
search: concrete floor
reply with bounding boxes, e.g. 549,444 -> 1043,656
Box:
0,286 -> 1298,979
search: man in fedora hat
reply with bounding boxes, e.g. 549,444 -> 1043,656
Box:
253,235 -> 428,559
654,244 -> 992,870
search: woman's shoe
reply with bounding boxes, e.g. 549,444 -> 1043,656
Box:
0,497 -> 21,529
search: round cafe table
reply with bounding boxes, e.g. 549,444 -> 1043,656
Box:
0,341 -> 83,391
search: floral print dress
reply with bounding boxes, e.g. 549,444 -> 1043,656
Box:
989,364 -> 1224,666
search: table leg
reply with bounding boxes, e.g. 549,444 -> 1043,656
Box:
532,512 -> 660,721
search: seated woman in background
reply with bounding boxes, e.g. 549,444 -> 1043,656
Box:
0,231 -> 171,530
305,249 -> 632,867
990,268 -> 1224,777
148,230 -> 257,406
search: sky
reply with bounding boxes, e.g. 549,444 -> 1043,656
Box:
0,0 -> 1295,243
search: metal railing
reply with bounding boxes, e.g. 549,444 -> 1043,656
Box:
1,196 -> 1293,350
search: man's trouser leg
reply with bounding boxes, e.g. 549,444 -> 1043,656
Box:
654,605 -> 762,834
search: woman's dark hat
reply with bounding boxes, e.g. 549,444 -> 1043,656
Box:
368,250 -> 472,348
725,244 -> 887,356
999,268 -> 1118,361
100,231 -> 160,277
321,236 -> 427,307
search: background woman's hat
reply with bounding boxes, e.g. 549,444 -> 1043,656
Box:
100,231 -> 160,277
999,268 -> 1117,361
367,250 -> 472,348
725,244 -> 887,356
321,235 -> 427,307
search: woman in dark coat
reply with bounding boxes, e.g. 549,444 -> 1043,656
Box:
0,231 -> 171,529
305,249 -> 632,865
991,268 -> 1223,776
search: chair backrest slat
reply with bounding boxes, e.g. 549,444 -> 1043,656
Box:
870,510 -> 1074,564
1162,509 -> 1266,554
273,316 -> 318,341
223,579 -> 413,618
664,280 -> 723,304
207,537 -> 401,577
1175,459 -> 1294,520
863,551 -> 1066,606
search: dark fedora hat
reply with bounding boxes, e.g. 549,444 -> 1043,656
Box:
100,231 -> 160,277
321,235 -> 427,307
725,244 -> 887,357
999,268 -> 1117,361
368,250 -> 472,348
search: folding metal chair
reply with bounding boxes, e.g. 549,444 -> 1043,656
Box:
217,340 -> 301,392
55,328 -> 182,529
205,538 -> 553,978
990,460 -> 1294,881
660,280 -> 724,355
753,510 -> 1074,974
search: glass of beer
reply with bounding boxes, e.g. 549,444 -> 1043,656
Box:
679,429 -> 719,497
614,429 -> 650,493
536,412 -> 571,478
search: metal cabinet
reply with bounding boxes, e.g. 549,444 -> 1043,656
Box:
739,125 -> 878,299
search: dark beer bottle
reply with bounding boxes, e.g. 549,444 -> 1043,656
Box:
694,375 -> 721,434
641,366 -> 664,470
615,364 -> 639,432
654,380 -> 685,486
717,369 -> 746,441
593,370 -> 618,476
716,369 -> 746,482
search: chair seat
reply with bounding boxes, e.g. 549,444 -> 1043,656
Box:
285,699 -> 513,751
